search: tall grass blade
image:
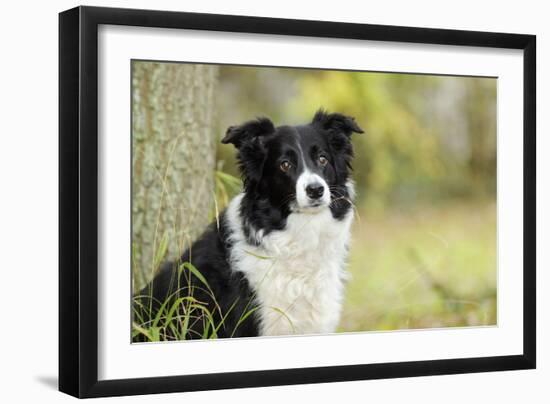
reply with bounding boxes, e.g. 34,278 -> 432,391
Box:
152,232 -> 169,273
231,306 -> 260,337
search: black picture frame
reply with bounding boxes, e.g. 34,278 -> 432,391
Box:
59,5 -> 536,398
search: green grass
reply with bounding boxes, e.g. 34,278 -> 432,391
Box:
339,199 -> 497,332
132,261 -> 261,342
132,170 -> 256,342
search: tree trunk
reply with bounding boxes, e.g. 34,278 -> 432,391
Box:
132,61 -> 218,292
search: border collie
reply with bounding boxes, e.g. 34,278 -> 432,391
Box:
135,110 -> 363,340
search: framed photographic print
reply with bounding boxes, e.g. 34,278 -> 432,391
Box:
59,6 -> 536,398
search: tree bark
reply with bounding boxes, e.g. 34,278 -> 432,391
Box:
132,61 -> 218,292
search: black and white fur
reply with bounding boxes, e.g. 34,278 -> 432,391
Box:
135,110 -> 363,339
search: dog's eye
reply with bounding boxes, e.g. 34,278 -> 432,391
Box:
318,155 -> 328,166
280,161 -> 292,173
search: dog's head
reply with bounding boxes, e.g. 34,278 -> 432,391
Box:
222,109 -> 363,214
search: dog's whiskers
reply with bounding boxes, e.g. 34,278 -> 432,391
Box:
278,193 -> 296,206
329,196 -> 361,222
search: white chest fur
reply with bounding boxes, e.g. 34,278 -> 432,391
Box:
225,194 -> 353,336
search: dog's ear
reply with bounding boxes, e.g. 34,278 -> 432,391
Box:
222,117 -> 274,188
221,117 -> 275,148
312,109 -> 363,137
313,109 -> 362,174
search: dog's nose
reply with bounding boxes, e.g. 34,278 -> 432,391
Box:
306,183 -> 324,199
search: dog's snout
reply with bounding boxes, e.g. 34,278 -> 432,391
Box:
305,183 -> 324,199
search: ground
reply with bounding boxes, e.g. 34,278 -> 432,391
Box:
340,200 -> 497,332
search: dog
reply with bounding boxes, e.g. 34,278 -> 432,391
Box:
134,109 -> 363,340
